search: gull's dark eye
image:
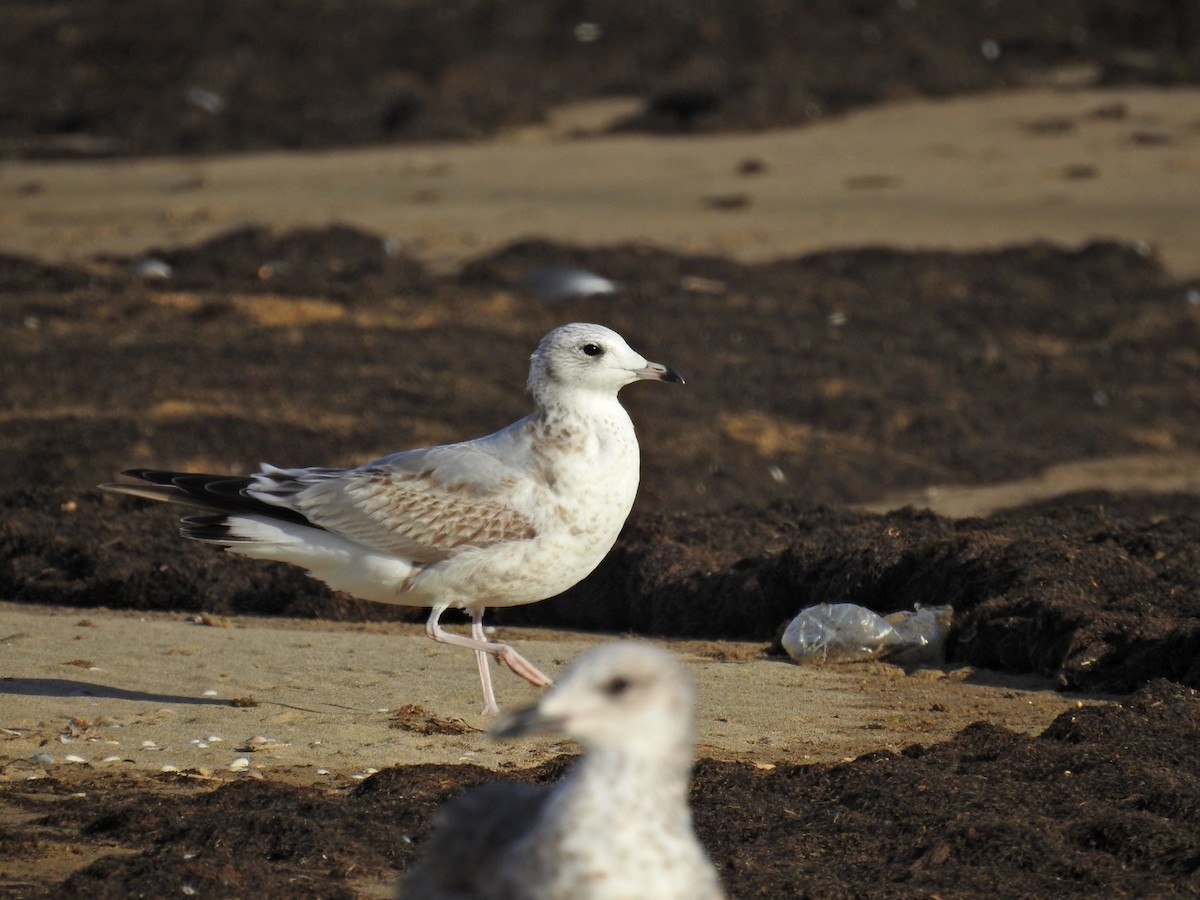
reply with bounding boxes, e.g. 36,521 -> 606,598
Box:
602,676 -> 631,697
581,342 -> 604,357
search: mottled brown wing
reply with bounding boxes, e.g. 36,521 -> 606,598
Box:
291,466 -> 538,562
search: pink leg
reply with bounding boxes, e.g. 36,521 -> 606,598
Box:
425,606 -> 552,715
469,614 -> 499,715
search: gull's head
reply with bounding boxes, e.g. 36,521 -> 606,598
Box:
527,323 -> 684,401
492,642 -> 697,761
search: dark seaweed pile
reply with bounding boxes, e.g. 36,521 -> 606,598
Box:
2,0 -> 1198,157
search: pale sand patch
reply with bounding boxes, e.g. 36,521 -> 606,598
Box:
858,451 -> 1200,518
0,601 -> 1109,784
1,87 -> 1197,276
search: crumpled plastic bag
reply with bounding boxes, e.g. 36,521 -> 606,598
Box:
781,602 -> 953,666
885,604 -> 953,666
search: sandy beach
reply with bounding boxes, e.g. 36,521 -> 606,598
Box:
2,602 -> 1105,780
3,87 -> 1198,277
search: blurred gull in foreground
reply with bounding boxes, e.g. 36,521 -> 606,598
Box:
400,642 -> 725,899
101,323 -> 682,714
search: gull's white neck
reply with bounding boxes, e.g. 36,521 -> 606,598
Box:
574,740 -> 694,803
532,379 -> 632,421
530,384 -> 640,464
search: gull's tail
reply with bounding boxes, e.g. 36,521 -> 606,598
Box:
100,469 -> 417,603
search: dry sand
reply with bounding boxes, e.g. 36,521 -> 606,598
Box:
3,87 -> 1199,277
0,601 -> 1106,783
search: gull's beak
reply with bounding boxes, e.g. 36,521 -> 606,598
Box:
635,361 -> 685,385
490,704 -> 566,740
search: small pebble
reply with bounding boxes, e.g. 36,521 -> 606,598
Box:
185,87 -> 225,115
573,21 -> 602,42
64,754 -> 86,763
680,275 -> 727,295
702,193 -> 751,211
31,753 -> 53,764
202,689 -> 219,697
102,755 -> 123,763
160,764 -> 180,773
316,768 -> 331,776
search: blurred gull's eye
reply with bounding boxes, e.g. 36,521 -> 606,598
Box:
602,676 -> 631,697
581,343 -> 603,357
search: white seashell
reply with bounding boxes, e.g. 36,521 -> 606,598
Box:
524,267 -> 618,302
133,258 -> 173,280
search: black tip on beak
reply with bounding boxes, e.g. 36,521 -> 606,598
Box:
634,361 -> 685,385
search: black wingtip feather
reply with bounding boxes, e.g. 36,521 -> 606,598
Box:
117,468 -> 320,529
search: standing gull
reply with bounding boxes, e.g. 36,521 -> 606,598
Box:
101,323 -> 682,714
400,642 -> 725,900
